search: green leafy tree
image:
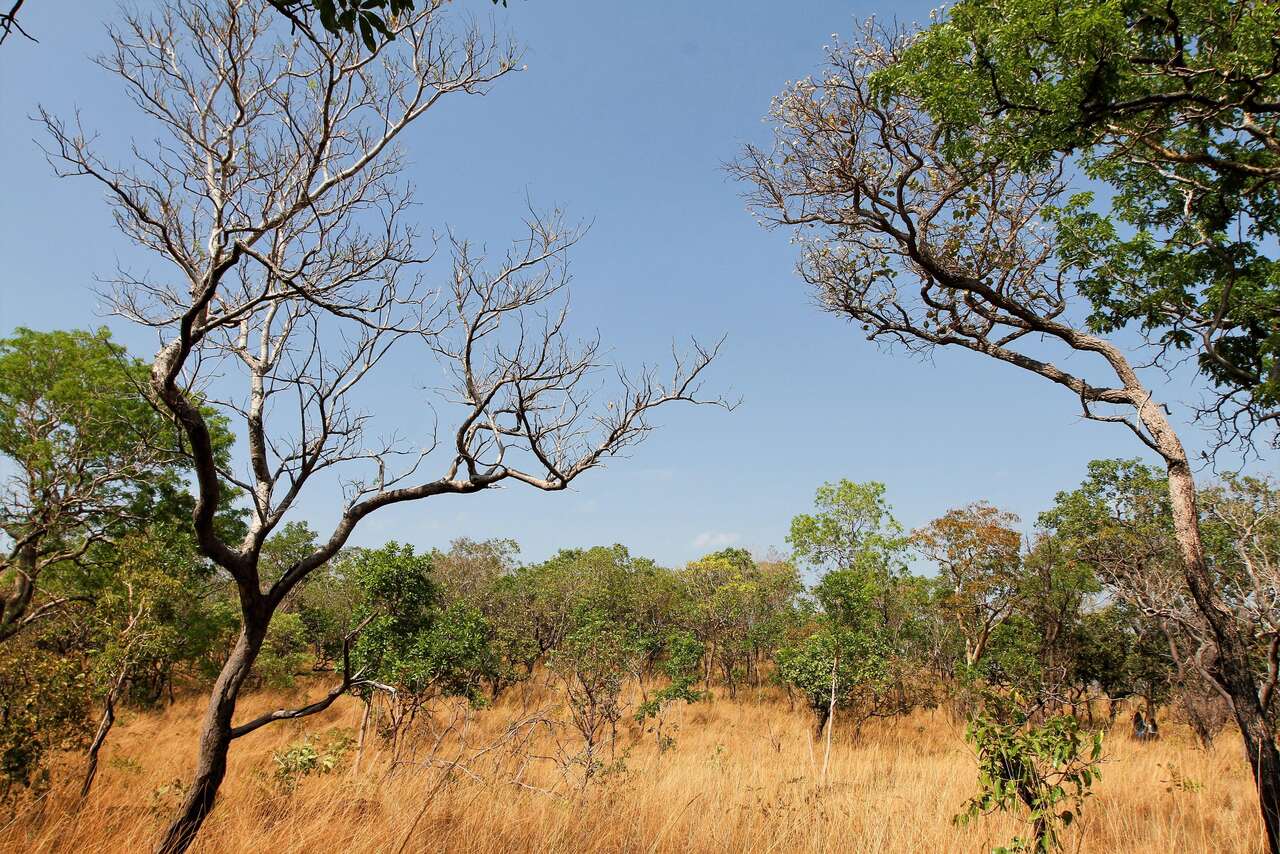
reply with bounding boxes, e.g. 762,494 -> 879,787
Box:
1009,534 -> 1100,711
788,481 -> 909,580
775,563 -> 928,737
291,550 -> 363,669
680,549 -> 761,697
775,624 -> 890,737
635,630 -> 705,752
1072,604 -> 1171,724
349,543 -> 498,757
0,624 -> 91,800
981,616 -> 1047,699
883,0 -> 1280,448
549,612 -> 641,782
0,328 -> 209,642
737,21 -> 1280,845
77,523 -> 237,799
1045,460 -> 1279,750
789,480 -> 912,628
913,502 -> 1023,667
503,545 -> 667,673
785,481 -> 933,724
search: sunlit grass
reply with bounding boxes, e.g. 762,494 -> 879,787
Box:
2,679 -> 1263,853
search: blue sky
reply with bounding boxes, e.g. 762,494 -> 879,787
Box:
1,0 -> 1273,569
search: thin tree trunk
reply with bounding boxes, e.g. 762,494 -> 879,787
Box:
353,700 -> 371,777
822,654 -> 837,784
80,666 -> 130,801
156,620 -> 266,854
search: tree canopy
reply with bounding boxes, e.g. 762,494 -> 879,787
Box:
881,0 -> 1280,450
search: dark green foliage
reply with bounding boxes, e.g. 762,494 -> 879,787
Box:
775,626 -> 890,731
350,542 -> 497,705
980,616 -> 1046,696
268,0 -> 515,50
0,627 -> 92,798
1073,606 -> 1171,713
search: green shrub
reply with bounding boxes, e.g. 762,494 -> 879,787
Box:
271,728 -> 355,792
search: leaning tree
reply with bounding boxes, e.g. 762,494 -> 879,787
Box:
41,1 -> 724,850
734,25 -> 1280,851
883,0 -> 1280,455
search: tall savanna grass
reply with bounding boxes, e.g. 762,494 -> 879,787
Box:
0,678 -> 1262,853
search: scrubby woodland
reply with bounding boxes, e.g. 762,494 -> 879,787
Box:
2,0 -> 1279,852
3,386 -> 1276,852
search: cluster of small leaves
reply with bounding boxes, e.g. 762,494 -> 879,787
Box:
1159,762 -> 1203,794
881,0 -> 1280,446
0,630 -> 92,799
270,727 -> 355,791
268,0 -> 515,50
956,695 -> 1103,854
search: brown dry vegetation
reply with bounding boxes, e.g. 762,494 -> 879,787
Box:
1,679 -> 1263,854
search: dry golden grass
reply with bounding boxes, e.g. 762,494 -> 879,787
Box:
0,679 -> 1264,853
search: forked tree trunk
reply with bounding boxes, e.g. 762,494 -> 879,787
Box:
157,620 -> 267,854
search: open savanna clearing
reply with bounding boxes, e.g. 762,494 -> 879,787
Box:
2,680 -> 1262,854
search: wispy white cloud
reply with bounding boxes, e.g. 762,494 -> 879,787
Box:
692,530 -> 741,550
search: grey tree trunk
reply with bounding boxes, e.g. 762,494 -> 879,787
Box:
156,620 -> 267,854
1139,405 -> 1280,853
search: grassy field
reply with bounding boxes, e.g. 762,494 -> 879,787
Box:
1,679 -> 1263,853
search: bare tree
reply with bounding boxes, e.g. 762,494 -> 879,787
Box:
733,25 -> 1280,850
1204,475 -> 1280,717
40,2 -> 724,850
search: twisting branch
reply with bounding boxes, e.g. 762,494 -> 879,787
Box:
0,0 -> 34,47
41,4 -> 727,848
731,22 -> 1190,468
230,614 -> 376,739
734,33 -> 1280,846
